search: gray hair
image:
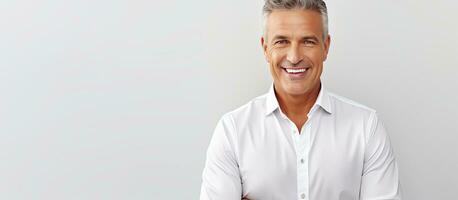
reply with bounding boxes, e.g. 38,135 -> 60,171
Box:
262,0 -> 329,40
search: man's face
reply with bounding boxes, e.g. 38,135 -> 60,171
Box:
262,9 -> 330,96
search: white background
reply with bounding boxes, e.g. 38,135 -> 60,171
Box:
1,0 -> 457,199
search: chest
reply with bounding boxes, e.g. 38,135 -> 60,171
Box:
236,115 -> 365,199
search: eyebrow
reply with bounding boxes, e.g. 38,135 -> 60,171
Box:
271,35 -> 289,41
271,35 -> 320,42
302,36 -> 319,42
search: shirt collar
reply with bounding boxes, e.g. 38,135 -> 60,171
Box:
265,82 -> 333,116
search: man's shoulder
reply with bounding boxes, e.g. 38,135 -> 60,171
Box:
328,91 -> 376,112
221,93 -> 268,122
326,91 -> 378,121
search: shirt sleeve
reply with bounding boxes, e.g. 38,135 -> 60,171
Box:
200,115 -> 242,200
360,112 -> 402,200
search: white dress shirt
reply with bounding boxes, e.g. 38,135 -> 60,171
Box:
200,83 -> 402,200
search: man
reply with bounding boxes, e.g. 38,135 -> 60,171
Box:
200,0 -> 402,199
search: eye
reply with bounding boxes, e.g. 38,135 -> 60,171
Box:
304,40 -> 317,45
274,40 -> 288,45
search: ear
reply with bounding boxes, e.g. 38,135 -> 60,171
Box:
323,35 -> 331,61
261,36 -> 270,63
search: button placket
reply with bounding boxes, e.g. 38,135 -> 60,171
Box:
297,154 -> 306,200
284,113 -> 311,200
296,121 -> 311,200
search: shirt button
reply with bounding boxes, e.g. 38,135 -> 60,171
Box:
301,193 -> 305,199
300,158 -> 304,164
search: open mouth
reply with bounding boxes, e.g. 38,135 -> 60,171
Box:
281,67 -> 310,78
283,68 -> 307,73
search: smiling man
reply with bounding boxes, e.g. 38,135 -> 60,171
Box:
200,0 -> 402,200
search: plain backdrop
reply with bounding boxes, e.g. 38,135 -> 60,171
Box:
1,0 -> 457,199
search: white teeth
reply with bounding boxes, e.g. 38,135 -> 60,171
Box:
285,68 -> 306,73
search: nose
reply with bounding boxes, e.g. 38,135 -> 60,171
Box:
286,44 -> 303,65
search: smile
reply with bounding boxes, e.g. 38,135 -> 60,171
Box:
284,68 -> 306,73
281,67 -> 309,79
282,67 -> 309,73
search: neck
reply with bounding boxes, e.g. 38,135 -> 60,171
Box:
274,82 -> 321,118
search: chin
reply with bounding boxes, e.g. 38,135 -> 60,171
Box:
282,82 -> 310,95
